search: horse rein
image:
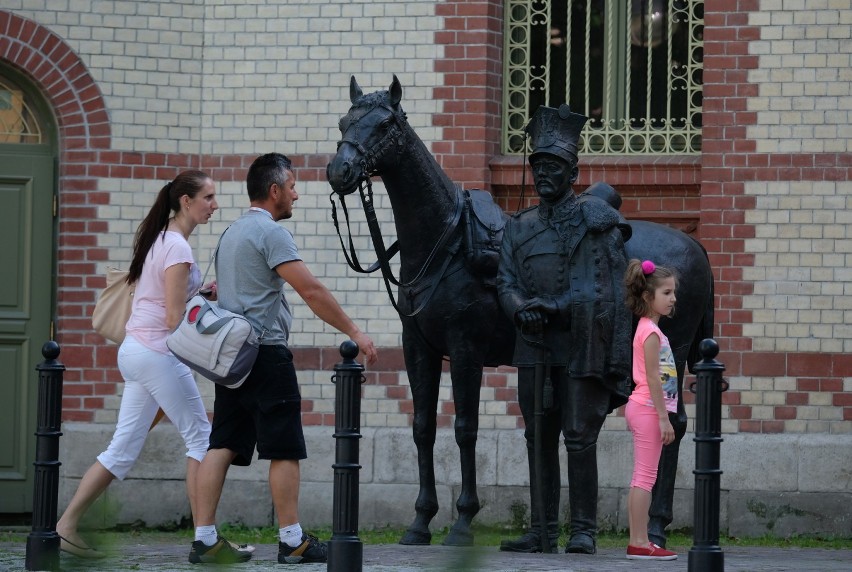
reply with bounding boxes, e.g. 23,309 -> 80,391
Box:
329,181 -> 397,276
330,177 -> 464,317
329,103 -> 466,316
329,102 -> 408,277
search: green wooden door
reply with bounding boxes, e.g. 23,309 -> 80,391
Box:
0,145 -> 55,513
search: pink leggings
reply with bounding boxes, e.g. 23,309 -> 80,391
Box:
625,400 -> 663,492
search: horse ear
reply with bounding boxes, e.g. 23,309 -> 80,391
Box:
389,74 -> 402,107
350,76 -> 363,103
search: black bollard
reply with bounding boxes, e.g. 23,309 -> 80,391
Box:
327,340 -> 366,572
25,341 -> 65,572
688,338 -> 727,572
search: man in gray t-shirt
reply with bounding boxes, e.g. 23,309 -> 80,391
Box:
189,153 -> 377,566
215,209 -> 299,345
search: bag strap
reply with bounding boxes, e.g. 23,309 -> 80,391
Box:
256,294 -> 283,342
200,227 -> 226,286
192,302 -> 232,334
191,297 -> 281,338
208,221 -> 285,342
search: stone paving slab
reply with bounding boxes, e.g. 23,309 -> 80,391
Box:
2,539 -> 851,572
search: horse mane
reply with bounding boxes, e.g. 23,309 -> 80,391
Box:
356,89 -> 387,108
351,89 -> 408,123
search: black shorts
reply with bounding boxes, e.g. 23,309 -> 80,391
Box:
208,345 -> 307,466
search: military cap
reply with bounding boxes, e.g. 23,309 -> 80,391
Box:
526,104 -> 588,165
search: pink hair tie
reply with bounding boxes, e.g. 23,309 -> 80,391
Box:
641,260 -> 656,275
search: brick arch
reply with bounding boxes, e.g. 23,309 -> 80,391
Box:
1,10 -> 114,421
0,10 -> 111,147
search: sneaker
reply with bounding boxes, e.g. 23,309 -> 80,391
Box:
626,542 -> 678,560
278,533 -> 328,564
230,540 -> 256,553
188,535 -> 254,564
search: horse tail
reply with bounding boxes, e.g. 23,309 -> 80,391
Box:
686,237 -> 715,374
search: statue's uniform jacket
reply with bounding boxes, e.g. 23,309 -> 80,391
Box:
497,193 -> 632,408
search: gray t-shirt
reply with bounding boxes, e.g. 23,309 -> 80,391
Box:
215,208 -> 301,346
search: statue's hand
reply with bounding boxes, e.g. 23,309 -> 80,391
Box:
515,308 -> 547,337
519,297 -> 559,315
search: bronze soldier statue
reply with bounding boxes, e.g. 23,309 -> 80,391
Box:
497,104 -> 632,554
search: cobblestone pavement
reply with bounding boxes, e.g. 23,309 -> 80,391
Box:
2,538 -> 851,572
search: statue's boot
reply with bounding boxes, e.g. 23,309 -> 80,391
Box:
565,444 -> 598,554
500,449 -> 559,553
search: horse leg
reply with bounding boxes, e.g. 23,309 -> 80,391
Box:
649,350 -> 689,547
399,340 -> 443,545
442,358 -> 482,547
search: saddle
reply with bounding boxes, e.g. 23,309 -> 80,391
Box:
461,189 -> 507,284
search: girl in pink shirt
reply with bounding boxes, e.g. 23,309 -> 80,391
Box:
57,171 -> 218,558
623,259 -> 679,561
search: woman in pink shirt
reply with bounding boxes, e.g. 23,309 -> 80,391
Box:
623,259 -> 679,561
57,171 -> 218,558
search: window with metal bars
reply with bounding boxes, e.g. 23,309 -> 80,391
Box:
504,0 -> 703,155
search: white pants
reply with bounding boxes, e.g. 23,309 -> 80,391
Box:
97,335 -> 211,480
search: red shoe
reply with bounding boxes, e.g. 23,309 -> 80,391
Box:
626,542 -> 678,560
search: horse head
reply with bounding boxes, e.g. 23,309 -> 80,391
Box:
326,75 -> 409,196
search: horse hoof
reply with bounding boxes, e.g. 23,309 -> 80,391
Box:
399,530 -> 432,545
442,530 -> 474,547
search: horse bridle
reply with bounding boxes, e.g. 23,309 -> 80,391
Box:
329,104 -> 464,317
336,102 -> 406,177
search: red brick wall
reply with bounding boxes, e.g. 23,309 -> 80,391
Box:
433,0 -> 505,190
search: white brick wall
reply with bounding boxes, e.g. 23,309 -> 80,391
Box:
13,0 -> 445,347
742,180 -> 852,354
197,0 -> 443,156
748,5 -> 852,154
13,1 -> 444,155
742,3 -> 852,354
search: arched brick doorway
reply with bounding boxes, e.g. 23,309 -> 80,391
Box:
0,9 -> 111,514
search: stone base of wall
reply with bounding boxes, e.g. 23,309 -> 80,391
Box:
59,423 -> 851,538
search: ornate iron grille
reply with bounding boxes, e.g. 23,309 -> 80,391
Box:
504,0 -> 703,155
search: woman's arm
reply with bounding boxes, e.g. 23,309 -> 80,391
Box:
164,263 -> 190,331
643,331 -> 675,445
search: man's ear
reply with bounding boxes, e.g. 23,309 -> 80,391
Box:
568,164 -> 579,185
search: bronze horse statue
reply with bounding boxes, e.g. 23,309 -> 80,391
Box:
326,75 -> 714,547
